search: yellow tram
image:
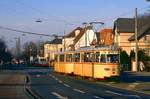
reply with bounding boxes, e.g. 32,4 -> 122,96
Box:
54,46 -> 120,79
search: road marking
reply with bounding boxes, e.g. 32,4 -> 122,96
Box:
51,92 -> 68,99
36,74 -> 40,77
73,88 -> 85,94
49,74 -> 52,76
128,83 -> 139,89
63,84 -> 70,88
124,95 -> 141,98
94,96 -> 104,99
58,80 -> 62,83
106,90 -> 141,98
55,78 -> 58,81
105,90 -> 122,96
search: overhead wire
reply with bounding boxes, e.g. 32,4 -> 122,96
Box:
0,2 -> 149,37
15,0 -> 79,26
0,26 -> 53,37
93,6 -> 149,23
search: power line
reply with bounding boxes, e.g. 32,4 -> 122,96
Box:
94,6 -> 149,23
15,0 -> 79,26
0,26 -> 52,37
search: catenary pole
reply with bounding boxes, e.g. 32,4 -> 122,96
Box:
135,8 -> 138,71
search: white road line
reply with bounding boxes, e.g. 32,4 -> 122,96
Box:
73,88 -> 85,94
128,83 -> 139,89
63,84 -> 70,88
55,78 -> 58,81
94,96 -> 104,99
124,95 -> 141,98
105,90 -> 141,98
36,74 -> 40,77
51,92 -> 68,99
58,80 -> 62,83
105,90 -> 122,96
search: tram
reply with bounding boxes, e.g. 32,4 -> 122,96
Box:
54,46 -> 120,79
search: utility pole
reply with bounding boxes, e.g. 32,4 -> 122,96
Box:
135,8 -> 138,72
64,30 -> 66,51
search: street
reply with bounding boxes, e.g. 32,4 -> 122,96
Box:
0,64 -> 150,99
28,67 -> 150,99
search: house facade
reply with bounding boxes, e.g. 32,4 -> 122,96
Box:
99,29 -> 113,46
113,18 -> 148,54
74,26 -> 97,50
62,26 -> 97,51
44,38 -> 62,61
62,27 -> 83,51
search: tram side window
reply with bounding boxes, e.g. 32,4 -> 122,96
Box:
74,53 -> 80,62
81,53 -> 84,62
84,53 -> 89,62
66,54 -> 72,62
101,54 -> 106,63
84,53 -> 95,62
96,52 -> 100,62
54,55 -> 58,62
107,54 -> 119,63
59,54 -> 64,62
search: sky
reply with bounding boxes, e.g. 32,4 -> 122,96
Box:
0,0 -> 149,49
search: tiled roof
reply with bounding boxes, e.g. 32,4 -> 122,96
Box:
73,26 -> 92,45
114,17 -> 150,41
65,27 -> 83,38
128,22 -> 150,41
45,38 -> 62,44
113,18 -> 135,33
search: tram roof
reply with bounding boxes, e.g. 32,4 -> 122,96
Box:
55,46 -> 118,54
76,46 -> 118,51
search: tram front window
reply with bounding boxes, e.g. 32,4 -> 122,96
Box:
107,54 -> 119,63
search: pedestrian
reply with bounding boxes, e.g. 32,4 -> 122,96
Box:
139,61 -> 145,72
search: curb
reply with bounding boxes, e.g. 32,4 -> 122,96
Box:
96,81 -> 150,96
24,75 -> 43,99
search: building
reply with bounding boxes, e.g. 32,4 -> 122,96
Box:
99,29 -> 113,46
44,38 -> 62,61
65,26 -> 97,50
62,27 -> 83,51
113,18 -> 149,54
74,26 -> 97,50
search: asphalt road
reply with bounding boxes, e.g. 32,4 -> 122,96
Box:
28,68 -> 150,99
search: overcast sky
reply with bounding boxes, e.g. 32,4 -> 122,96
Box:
0,0 -> 149,48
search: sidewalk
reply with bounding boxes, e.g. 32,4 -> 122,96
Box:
99,71 -> 150,95
0,71 -> 28,99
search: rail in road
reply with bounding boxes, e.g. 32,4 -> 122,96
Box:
27,69 -> 150,99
